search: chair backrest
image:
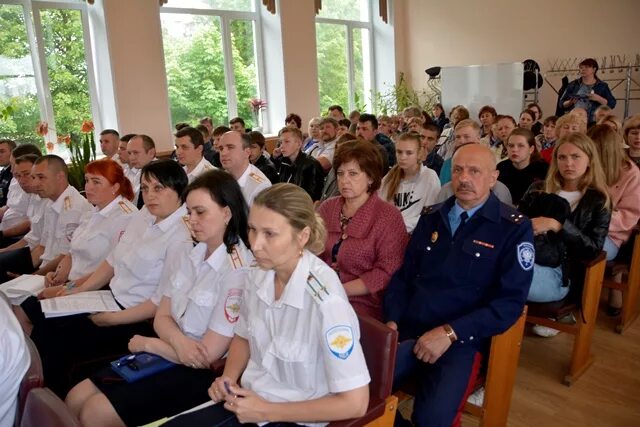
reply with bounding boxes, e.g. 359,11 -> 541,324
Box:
357,315 -> 398,400
20,388 -> 80,427
15,334 -> 44,426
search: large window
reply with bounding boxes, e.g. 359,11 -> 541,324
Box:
316,0 -> 373,113
161,0 -> 265,130
0,0 -> 96,153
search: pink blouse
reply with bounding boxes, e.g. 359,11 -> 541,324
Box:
609,160 -> 640,247
318,193 -> 409,320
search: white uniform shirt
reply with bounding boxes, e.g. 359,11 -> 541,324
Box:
237,163 -> 271,206
67,196 -> 138,281
380,165 -> 441,233
184,157 -> 216,183
23,195 -> 50,250
38,186 -> 92,265
126,167 -> 142,205
0,298 -> 30,427
0,179 -> 30,230
235,251 -> 370,427
164,241 -> 253,340
306,139 -> 337,166
107,205 -> 192,308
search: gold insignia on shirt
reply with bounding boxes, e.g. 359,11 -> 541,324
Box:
330,334 -> 352,350
229,246 -> 244,269
181,215 -> 194,237
249,172 -> 265,184
431,231 -> 438,243
118,201 -> 133,214
63,196 -> 71,211
473,239 -> 495,249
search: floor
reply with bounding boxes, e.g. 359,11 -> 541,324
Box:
399,304 -> 640,426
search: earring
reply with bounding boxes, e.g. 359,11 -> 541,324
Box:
299,249 -> 303,257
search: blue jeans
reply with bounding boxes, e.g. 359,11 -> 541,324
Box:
527,264 -> 568,303
603,236 -> 619,261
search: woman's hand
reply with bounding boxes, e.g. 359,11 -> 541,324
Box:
223,384 -> 270,424
44,272 -> 57,287
89,312 -> 116,327
38,285 -> 63,300
531,216 -> 562,235
128,334 -> 150,353
171,335 -> 209,369
587,93 -> 606,105
208,376 -> 238,403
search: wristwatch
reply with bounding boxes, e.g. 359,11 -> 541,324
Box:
443,324 -> 457,343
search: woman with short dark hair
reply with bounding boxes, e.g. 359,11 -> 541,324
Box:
318,140 -> 408,320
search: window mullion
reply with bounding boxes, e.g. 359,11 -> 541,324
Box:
30,4 -> 57,142
346,24 -> 355,112
79,6 -> 100,135
220,16 -> 237,121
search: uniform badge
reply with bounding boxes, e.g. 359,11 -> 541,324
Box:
249,172 -> 264,184
326,325 -> 354,360
517,242 -> 535,271
224,289 -> 242,323
118,201 -> 133,214
431,231 -> 438,243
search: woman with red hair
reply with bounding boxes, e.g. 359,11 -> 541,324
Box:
42,158 -> 137,288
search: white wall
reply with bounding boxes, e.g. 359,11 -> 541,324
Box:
395,0 -> 640,119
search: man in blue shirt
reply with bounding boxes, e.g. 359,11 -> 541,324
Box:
384,144 -> 534,427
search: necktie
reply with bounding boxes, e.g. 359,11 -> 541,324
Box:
453,211 -> 468,239
136,192 -> 144,209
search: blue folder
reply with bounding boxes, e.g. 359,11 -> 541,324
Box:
110,352 -> 177,383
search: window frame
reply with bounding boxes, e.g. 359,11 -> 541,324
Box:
0,0 -> 100,147
160,1 -> 268,131
315,1 -> 375,112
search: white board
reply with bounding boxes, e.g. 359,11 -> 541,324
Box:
441,63 -> 524,120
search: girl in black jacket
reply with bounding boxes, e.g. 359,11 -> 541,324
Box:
522,133 -> 611,308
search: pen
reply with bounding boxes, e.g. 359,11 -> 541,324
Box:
65,281 -> 76,291
224,380 -> 232,395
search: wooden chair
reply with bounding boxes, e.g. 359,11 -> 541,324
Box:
15,334 -> 44,427
394,309 -> 527,426
329,315 -> 399,427
602,227 -> 640,333
20,388 -> 80,427
526,252 -> 607,385
463,307 -> 527,426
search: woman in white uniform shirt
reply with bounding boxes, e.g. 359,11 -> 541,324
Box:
25,160 -> 193,398
66,169 -> 253,427
38,159 -> 137,292
165,184 -> 370,427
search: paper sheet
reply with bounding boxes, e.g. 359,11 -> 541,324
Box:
0,274 -> 45,304
40,290 -> 121,318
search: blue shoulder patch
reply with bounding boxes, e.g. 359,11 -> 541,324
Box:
517,242 -> 535,271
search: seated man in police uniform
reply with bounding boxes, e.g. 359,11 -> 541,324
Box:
384,144 -> 534,427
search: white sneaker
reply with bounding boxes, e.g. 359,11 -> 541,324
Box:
466,387 -> 485,406
532,324 -> 560,337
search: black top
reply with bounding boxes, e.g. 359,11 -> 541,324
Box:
253,155 -> 279,185
497,159 -> 548,205
0,166 -> 12,207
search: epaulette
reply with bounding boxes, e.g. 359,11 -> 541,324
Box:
181,215 -> 194,235
228,246 -> 244,270
204,162 -> 215,171
63,196 -> 71,211
502,205 -> 525,224
305,272 -> 330,304
249,172 -> 265,184
118,200 -> 134,214
421,202 -> 443,216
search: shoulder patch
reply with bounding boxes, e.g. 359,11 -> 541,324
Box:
326,325 -> 354,359
249,172 -> 265,184
118,200 -> 133,214
305,272 -> 330,304
224,288 -> 242,323
517,242 -> 535,271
